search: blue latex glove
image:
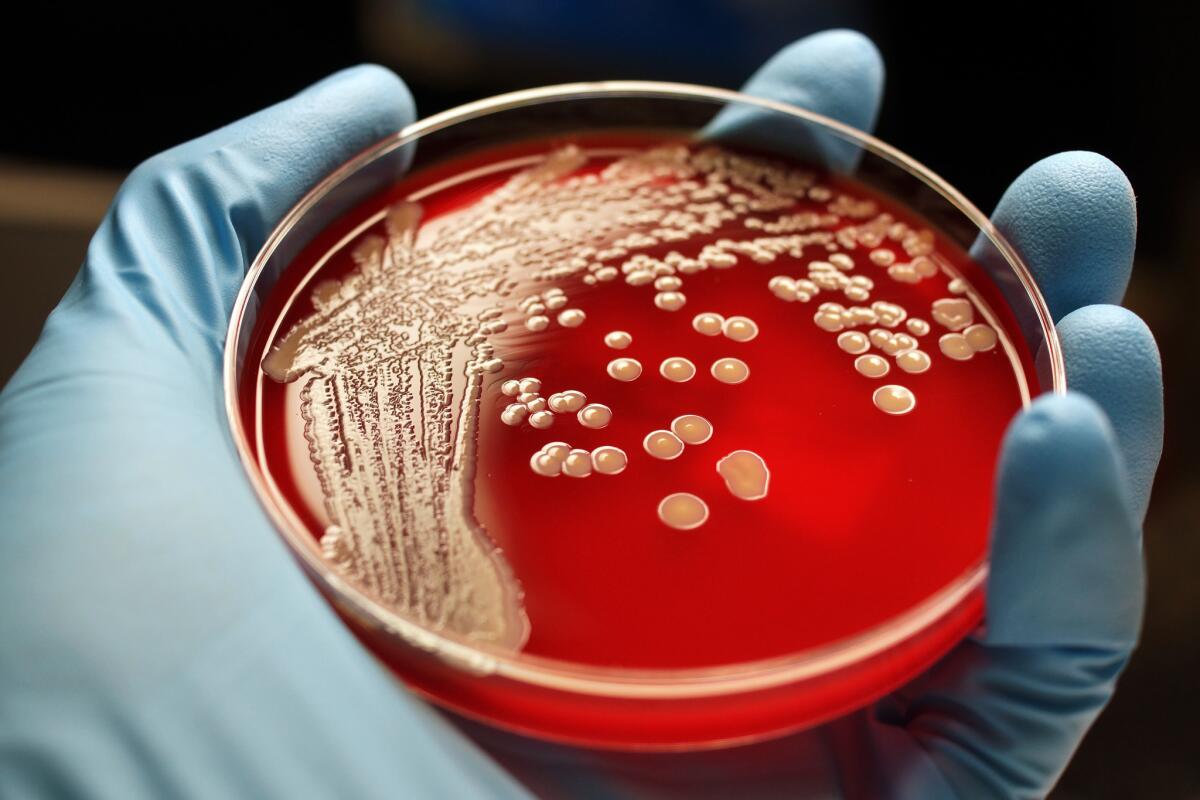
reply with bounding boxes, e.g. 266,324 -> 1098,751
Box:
0,31 -> 1163,800
470,32 -> 1163,799
0,67 -> 532,799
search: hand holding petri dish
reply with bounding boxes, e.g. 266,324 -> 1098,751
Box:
225,84 -> 1062,749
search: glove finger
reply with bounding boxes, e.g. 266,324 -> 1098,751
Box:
975,151 -> 1136,322
866,393 -> 1143,797
986,392 -> 1142,649
75,65 -> 415,355
707,29 -> 884,171
738,29 -> 884,134
1058,304 -> 1163,522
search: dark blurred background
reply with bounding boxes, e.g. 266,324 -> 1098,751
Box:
2,2 -> 1195,796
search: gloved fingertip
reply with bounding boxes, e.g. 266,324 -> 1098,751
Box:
986,392 -> 1143,649
999,392 -> 1119,484
741,29 -> 885,134
1058,304 -> 1163,521
712,30 -> 883,172
291,63 -> 417,141
992,151 -> 1136,321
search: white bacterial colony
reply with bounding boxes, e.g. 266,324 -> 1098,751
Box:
769,258 -> 875,304
855,354 -> 890,378
262,140 -> 1016,650
519,287 -> 570,332
660,357 -> 697,382
931,298 -> 974,331
692,312 -> 761,345
767,232 -> 1000,413
654,291 -> 687,311
869,328 -> 919,357
966,323 -> 997,350
577,403 -> 613,429
607,357 -> 643,382
939,334 -> 973,361
501,378 -> 608,431
692,312 -> 724,336
547,390 -> 587,414
591,446 -> 629,475
896,350 -> 931,374
557,308 -> 586,328
716,450 -> 771,501
604,330 -> 632,349
873,385 -> 917,415
657,493 -> 710,531
530,441 -> 628,478
939,323 -> 998,362
711,357 -> 750,385
837,331 -> 870,354
885,255 -> 940,285
641,414 -> 720,530
722,316 -> 759,342
671,414 -> 713,445
644,430 -> 685,460
644,414 -> 714,460
906,318 -> 931,336
262,200 -> 534,652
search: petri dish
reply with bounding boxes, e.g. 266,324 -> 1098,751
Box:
223,82 -> 1063,750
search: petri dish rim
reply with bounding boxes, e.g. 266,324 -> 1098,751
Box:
223,80 -> 1066,701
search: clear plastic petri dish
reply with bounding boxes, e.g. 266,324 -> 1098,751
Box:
224,82 -> 1063,751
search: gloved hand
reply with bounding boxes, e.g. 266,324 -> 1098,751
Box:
472,31 -> 1163,799
0,31 -> 1162,800
770,29 -> 1163,798
0,67 -> 532,799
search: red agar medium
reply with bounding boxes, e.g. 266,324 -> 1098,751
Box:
240,133 -> 1035,747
